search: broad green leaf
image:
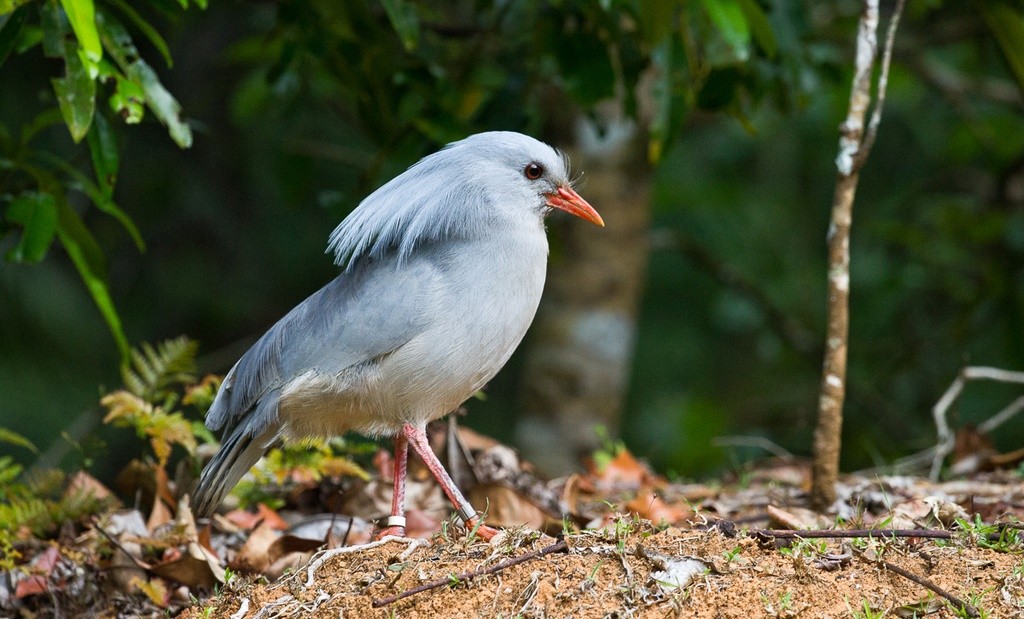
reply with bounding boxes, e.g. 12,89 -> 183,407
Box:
15,23 -> 42,54
19,163 -> 130,360
103,0 -> 172,68
0,0 -> 34,16
126,59 -> 192,147
58,0 -> 102,64
700,0 -> 750,61
648,39 -> 673,163
0,427 -> 38,453
52,38 -> 96,142
737,0 -> 776,59
40,0 -> 65,58
109,74 -> 145,123
0,5 -> 29,69
55,196 -> 130,361
86,111 -> 118,197
4,191 -> 57,263
380,0 -> 419,51
98,12 -> 192,147
977,0 -> 1024,97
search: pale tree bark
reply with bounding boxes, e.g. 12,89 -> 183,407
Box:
515,109 -> 651,475
812,0 -> 905,509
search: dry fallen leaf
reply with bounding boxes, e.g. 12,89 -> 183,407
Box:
148,498 -> 173,531
257,504 -> 290,531
470,483 -> 547,530
625,486 -> 693,526
589,449 -> 656,491
131,576 -> 170,607
65,470 -> 119,506
149,542 -> 225,589
231,521 -> 280,574
766,505 -> 833,530
224,509 -> 262,531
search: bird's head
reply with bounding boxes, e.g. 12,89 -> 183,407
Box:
452,132 -> 604,227
328,131 -> 603,270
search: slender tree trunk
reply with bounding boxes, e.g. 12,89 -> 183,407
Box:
811,0 -> 904,509
515,115 -> 651,475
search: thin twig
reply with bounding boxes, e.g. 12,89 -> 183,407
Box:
371,539 -> 569,607
854,0 -> 907,170
746,526 -> 1018,544
303,536 -> 427,587
712,436 -> 794,459
977,394 -> 1024,435
91,519 -> 151,571
750,528 -> 955,540
228,598 -> 250,619
856,552 -> 979,618
931,366 -> 1024,479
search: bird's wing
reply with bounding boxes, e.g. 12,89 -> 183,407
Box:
205,255 -> 439,438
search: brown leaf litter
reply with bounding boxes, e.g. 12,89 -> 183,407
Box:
6,420 -> 1024,618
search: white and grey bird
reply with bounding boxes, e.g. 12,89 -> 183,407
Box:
191,131 -> 602,540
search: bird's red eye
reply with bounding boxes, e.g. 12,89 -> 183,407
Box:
524,163 -> 544,180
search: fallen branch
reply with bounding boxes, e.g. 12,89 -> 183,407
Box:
371,539 -> 569,607
743,526 -> 1020,544
750,528 -> 954,541
856,552 -> 979,618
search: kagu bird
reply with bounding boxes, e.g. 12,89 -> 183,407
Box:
192,131 -> 603,540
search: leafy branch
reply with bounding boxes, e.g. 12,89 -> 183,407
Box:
0,0 -> 203,361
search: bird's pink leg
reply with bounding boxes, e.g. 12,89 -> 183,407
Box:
403,423 -> 499,541
373,432 -> 409,539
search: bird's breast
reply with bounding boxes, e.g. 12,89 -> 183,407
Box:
383,226 -> 549,421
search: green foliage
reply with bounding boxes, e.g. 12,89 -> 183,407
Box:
590,425 -> 626,472
100,336 -> 212,467
230,437 -> 371,510
977,0 -> 1024,95
0,0 -> 203,361
955,514 -> 1022,552
0,427 -> 38,454
0,457 -> 113,569
120,336 -> 198,402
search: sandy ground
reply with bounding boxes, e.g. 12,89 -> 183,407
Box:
182,520 -> 1024,618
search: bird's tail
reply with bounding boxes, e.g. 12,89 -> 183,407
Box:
191,421 -> 279,517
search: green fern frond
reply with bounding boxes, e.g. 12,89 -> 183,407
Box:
0,428 -> 37,454
121,337 -> 198,400
0,496 -> 49,535
0,471 -> 112,538
0,456 -> 24,495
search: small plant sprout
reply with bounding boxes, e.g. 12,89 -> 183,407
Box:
844,597 -> 884,619
723,546 -> 743,564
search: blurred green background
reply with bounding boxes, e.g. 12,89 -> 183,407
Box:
1,0 -> 1023,483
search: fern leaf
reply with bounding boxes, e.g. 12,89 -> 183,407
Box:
121,337 -> 198,399
0,428 -> 37,454
101,390 -> 154,424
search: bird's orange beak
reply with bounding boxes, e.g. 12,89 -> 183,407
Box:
545,185 -> 604,227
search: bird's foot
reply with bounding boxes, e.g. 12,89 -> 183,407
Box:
373,525 -> 407,540
465,518 -> 501,542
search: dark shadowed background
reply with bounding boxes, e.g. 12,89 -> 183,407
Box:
2,0 -> 1022,484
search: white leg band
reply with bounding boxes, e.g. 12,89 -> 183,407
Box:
385,515 -> 406,528
457,503 -> 477,524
